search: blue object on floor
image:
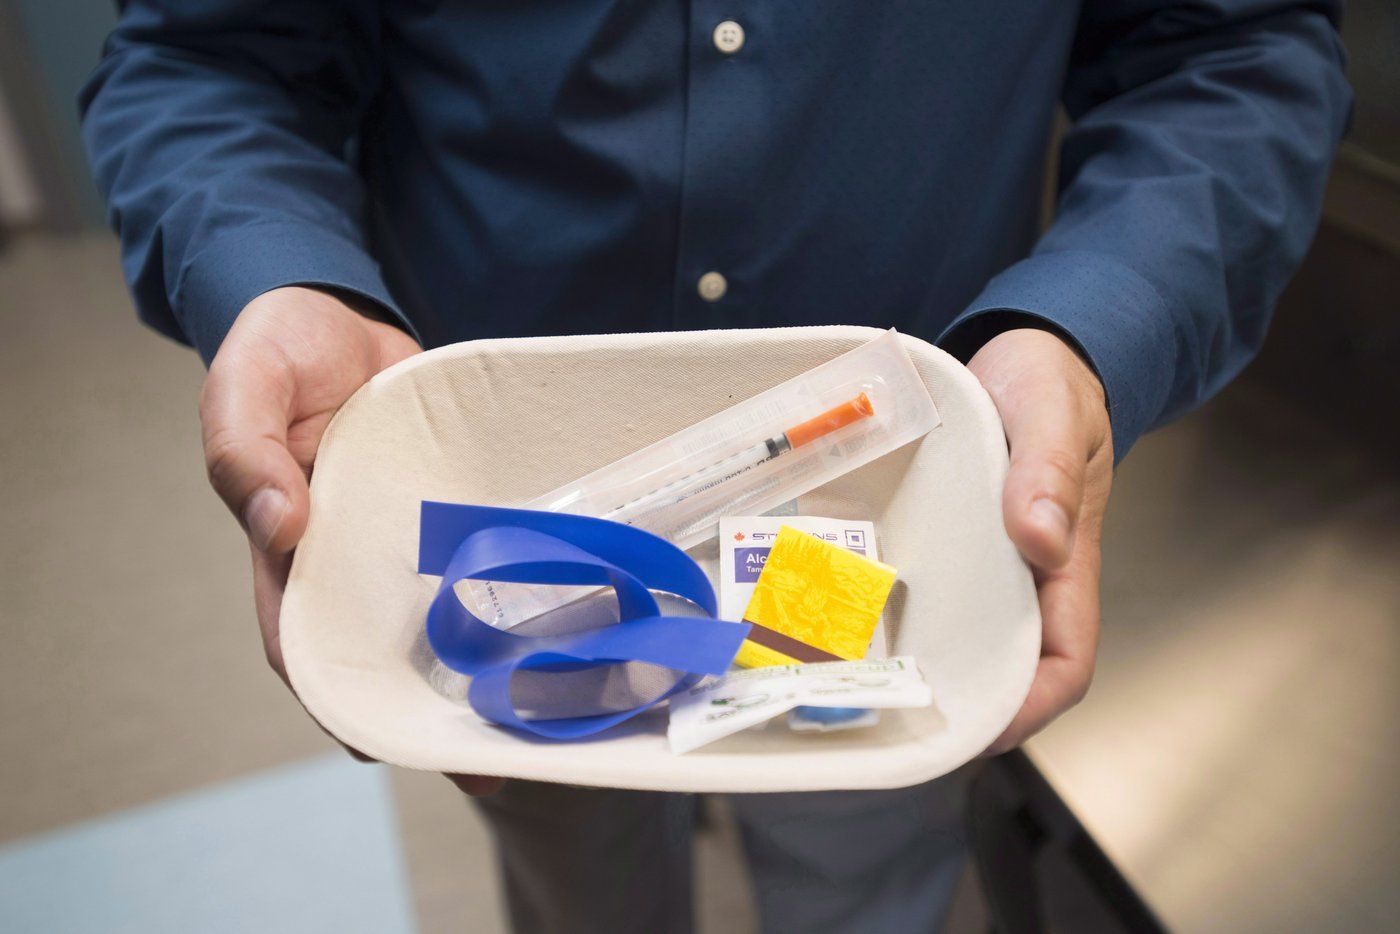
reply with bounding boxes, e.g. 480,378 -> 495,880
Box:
0,755 -> 416,934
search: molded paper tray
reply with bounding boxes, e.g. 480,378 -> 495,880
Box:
280,326 -> 1039,792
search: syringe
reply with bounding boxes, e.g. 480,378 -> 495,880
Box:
472,393 -> 875,628
601,392 -> 875,526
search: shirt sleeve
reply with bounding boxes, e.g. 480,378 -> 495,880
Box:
938,1 -> 1352,460
79,1 -> 416,364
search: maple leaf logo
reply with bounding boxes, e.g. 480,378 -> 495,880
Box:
733,532 -> 745,541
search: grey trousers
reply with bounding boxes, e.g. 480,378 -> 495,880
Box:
473,772 -> 969,934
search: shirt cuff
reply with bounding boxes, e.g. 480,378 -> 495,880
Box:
936,250 -> 1177,462
173,223 -> 418,365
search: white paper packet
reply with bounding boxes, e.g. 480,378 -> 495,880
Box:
667,657 -> 932,754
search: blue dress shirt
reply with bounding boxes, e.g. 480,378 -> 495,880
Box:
80,1 -> 1350,458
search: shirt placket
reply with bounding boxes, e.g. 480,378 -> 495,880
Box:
672,3 -> 763,329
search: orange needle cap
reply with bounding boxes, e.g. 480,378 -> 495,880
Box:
784,392 -> 874,448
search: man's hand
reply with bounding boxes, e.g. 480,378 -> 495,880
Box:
200,286 -> 504,795
966,328 -> 1113,756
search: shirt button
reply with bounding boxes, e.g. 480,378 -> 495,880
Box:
712,21 -> 745,55
697,271 -> 728,302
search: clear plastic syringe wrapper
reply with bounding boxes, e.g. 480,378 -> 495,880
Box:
467,329 -> 940,628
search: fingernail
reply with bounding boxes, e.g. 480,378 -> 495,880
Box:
244,487 -> 288,551
1030,497 -> 1071,550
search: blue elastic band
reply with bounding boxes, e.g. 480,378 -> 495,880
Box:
418,502 -> 750,739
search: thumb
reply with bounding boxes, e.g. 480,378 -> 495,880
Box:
998,388 -> 1090,572
200,346 -> 310,554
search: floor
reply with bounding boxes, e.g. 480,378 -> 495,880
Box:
1031,371 -> 1400,931
1,234 -> 1396,932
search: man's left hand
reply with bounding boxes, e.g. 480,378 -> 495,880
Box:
966,327 -> 1114,755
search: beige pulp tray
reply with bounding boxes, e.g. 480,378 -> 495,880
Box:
280,326 -> 1039,792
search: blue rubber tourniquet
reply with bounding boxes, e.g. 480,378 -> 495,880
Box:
418,502 -> 750,739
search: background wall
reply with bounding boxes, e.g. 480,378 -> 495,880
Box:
0,0 -> 115,230
1344,0 -> 1400,163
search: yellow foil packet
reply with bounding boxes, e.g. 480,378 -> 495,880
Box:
735,524 -> 898,668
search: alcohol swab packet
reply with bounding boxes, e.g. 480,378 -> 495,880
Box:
718,515 -> 890,658
667,657 -> 932,754
720,515 -> 893,733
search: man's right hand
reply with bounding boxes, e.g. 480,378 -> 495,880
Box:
200,286 -> 504,796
